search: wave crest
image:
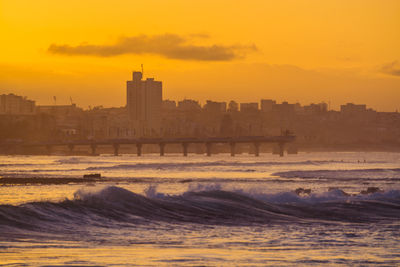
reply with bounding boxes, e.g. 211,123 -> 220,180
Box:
1,186 -> 400,233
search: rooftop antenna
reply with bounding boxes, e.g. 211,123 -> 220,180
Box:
141,64 -> 144,76
53,96 -> 57,106
70,96 -> 73,105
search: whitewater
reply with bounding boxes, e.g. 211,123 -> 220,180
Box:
0,152 -> 399,266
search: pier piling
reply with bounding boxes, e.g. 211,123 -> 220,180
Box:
136,143 -> 142,156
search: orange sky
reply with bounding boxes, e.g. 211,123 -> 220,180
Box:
1,0 -> 399,111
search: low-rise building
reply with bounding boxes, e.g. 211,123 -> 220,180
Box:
240,102 -> 258,112
0,94 -> 36,115
203,100 -> 227,113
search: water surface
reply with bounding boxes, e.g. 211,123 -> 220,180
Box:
1,152 -> 399,266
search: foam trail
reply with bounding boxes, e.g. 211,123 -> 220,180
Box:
84,160 -> 350,171
274,168 -> 400,180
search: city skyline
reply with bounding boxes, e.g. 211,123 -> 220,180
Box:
2,71 -> 399,151
1,1 -> 399,111
0,70 -> 395,114
0,88 -> 389,114
2,64 -> 400,112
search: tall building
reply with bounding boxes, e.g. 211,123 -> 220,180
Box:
126,71 -> 162,136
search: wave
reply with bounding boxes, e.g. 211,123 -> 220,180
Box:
54,157 -> 111,165
273,168 -> 400,180
1,186 -> 399,233
0,163 -> 37,167
84,160 -> 349,171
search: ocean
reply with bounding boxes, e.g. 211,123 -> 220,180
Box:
0,152 -> 399,266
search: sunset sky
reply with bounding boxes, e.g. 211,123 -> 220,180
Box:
1,0 -> 399,111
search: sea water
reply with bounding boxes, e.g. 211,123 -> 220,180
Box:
0,152 -> 399,266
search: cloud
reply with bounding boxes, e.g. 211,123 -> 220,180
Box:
380,61 -> 400,77
48,34 -> 257,61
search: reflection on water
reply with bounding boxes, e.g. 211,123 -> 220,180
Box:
0,152 -> 399,265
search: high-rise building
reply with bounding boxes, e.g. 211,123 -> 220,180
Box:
126,71 -> 162,137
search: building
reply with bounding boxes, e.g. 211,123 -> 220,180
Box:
177,99 -> 201,112
227,100 -> 239,112
37,104 -> 84,138
203,100 -> 227,113
162,100 -> 176,111
0,94 -> 36,115
240,102 -> 258,112
126,71 -> 162,137
260,99 -> 276,112
304,102 -> 328,115
83,107 -> 130,139
340,103 -> 367,115
272,101 -> 296,116
37,104 -> 82,117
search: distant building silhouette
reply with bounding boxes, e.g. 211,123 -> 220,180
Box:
304,102 -> 328,115
272,101 -> 295,116
162,100 -> 176,111
260,99 -> 276,112
227,100 -> 239,112
3,71 -> 400,153
340,103 -> 367,115
240,102 -> 258,112
37,104 -> 83,138
177,99 -> 201,112
220,114 -> 234,136
37,103 -> 81,117
126,71 -> 162,137
0,94 -> 35,115
203,100 -> 227,113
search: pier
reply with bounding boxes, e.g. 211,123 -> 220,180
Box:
18,135 -> 295,157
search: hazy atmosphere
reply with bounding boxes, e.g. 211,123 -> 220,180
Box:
1,1 -> 400,266
1,0 -> 400,110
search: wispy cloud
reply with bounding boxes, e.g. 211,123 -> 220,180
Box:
380,61 -> 400,77
48,34 -> 257,61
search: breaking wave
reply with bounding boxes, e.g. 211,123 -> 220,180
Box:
1,186 -> 399,234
